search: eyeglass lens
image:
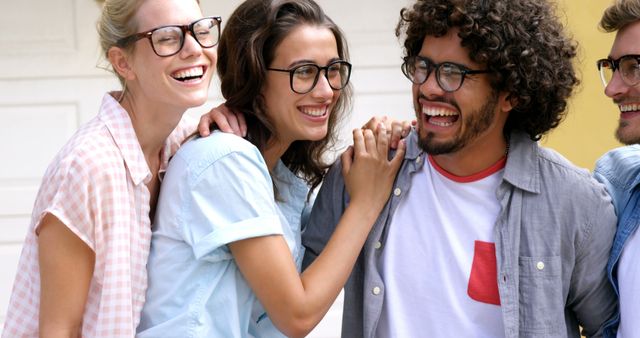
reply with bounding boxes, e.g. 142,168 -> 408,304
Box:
291,62 -> 351,94
151,17 -> 219,56
599,56 -> 640,87
403,57 -> 466,92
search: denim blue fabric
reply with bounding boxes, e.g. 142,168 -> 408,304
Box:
594,145 -> 640,338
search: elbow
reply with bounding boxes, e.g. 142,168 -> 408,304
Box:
275,313 -> 319,338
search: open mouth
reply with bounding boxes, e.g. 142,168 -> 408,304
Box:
620,103 -> 640,114
423,106 -> 459,127
300,106 -> 328,118
171,66 -> 205,82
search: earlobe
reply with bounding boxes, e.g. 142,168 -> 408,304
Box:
108,47 -> 136,81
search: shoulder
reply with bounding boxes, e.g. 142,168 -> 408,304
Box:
594,145 -> 640,189
175,132 -> 261,164
534,146 -> 612,205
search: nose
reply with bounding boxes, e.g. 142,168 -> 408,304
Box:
604,69 -> 630,99
310,71 -> 334,99
419,69 -> 445,98
179,32 -> 203,58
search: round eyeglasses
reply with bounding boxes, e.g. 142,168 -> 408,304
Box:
116,16 -> 221,57
267,60 -> 352,94
597,54 -> 640,87
401,55 -> 492,92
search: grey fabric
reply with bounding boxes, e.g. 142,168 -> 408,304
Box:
302,129 -> 617,338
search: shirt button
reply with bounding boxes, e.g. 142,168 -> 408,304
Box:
372,286 -> 381,295
536,261 -> 545,270
393,188 -> 402,196
374,241 -> 382,249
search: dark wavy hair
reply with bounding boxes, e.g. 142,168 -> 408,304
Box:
217,0 -> 352,192
396,0 -> 579,140
600,0 -> 640,32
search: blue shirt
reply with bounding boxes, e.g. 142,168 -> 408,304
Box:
137,132 -> 309,338
594,145 -> 640,338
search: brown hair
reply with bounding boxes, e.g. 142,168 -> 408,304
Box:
600,0 -> 640,32
396,0 -> 579,140
217,0 -> 352,192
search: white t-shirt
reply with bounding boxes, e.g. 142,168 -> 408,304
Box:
617,226 -> 640,338
376,155 -> 506,338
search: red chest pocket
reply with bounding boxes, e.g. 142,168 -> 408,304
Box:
467,240 -> 500,305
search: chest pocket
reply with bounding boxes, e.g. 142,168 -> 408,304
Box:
518,255 -> 564,336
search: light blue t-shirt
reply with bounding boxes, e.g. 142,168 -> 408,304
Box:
137,131 -> 309,338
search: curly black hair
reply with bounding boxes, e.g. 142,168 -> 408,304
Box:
396,0 -> 579,140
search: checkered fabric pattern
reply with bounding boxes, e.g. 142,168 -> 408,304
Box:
2,93 -> 193,337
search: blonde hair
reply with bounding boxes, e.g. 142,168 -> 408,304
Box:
95,0 -> 145,86
600,0 -> 640,32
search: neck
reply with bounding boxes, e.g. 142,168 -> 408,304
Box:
119,93 -> 184,168
262,137 -> 291,171
430,135 -> 509,177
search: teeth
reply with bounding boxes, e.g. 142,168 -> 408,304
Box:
422,106 -> 458,117
620,103 -> 639,112
173,66 -> 204,79
301,107 -> 326,117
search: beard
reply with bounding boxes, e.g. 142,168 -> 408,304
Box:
418,91 -> 499,155
615,119 -> 640,145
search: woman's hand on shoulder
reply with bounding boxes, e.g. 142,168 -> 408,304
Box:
197,103 -> 247,137
361,115 -> 414,149
341,123 -> 405,214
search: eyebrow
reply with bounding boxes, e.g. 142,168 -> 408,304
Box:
286,57 -> 342,68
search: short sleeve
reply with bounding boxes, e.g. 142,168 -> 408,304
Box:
172,135 -> 285,262
34,146 -> 124,252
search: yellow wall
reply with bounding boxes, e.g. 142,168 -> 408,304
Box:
541,0 -> 622,170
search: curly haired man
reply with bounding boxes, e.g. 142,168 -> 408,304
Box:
303,0 -> 618,337
593,1 -> 640,337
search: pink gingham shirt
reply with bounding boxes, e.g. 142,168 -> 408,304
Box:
2,93 -> 193,337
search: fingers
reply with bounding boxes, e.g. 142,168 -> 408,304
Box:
340,146 -> 354,177
376,123 -> 390,158
237,111 -> 247,137
197,113 -> 213,137
389,139 -> 406,172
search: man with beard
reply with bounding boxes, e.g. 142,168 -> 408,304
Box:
302,0 -> 618,337
593,1 -> 640,337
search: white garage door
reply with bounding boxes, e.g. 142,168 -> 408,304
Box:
0,0 -> 413,336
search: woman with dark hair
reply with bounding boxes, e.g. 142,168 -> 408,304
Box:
136,0 -> 405,337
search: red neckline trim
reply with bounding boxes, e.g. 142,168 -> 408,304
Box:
428,155 -> 507,183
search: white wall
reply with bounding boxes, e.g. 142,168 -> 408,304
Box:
0,0 -> 413,336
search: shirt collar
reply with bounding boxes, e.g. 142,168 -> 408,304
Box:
404,129 -> 540,193
98,92 -> 156,185
502,131 -> 540,194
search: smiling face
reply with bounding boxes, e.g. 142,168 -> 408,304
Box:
262,24 -> 340,149
604,20 -> 640,145
125,0 -> 217,113
413,28 -> 510,157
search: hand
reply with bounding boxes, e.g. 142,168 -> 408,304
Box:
197,103 -> 247,137
341,124 -> 406,214
361,115 -> 415,149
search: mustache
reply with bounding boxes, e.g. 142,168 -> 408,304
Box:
417,93 -> 461,112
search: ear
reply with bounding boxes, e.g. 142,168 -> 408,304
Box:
498,92 -> 517,113
108,46 -> 136,81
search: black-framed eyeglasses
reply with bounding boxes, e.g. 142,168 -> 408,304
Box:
401,55 -> 492,92
267,60 -> 352,94
116,16 -> 222,57
597,54 -> 640,87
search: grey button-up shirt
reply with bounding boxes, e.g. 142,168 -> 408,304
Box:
303,130 -> 617,338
